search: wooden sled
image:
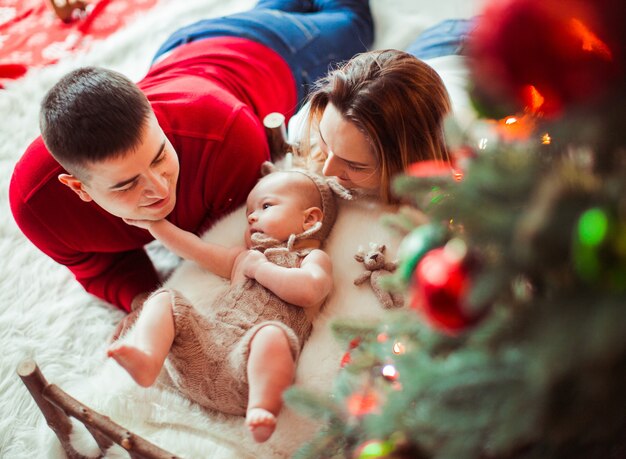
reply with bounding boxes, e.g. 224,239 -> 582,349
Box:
17,359 -> 179,459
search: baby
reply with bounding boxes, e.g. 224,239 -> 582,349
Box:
107,165 -> 336,442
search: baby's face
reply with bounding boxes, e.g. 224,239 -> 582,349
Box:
244,173 -> 319,247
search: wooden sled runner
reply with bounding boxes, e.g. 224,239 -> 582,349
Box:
18,359 -> 179,459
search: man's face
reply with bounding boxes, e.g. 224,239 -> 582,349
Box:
61,114 -> 180,221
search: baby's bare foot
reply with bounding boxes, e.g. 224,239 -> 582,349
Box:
107,343 -> 161,387
246,407 -> 277,443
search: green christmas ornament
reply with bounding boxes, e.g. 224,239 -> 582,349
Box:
354,439 -> 395,459
577,207 -> 609,247
396,223 -> 447,284
572,207 -> 626,290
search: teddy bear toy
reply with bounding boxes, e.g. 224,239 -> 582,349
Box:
354,243 -> 404,309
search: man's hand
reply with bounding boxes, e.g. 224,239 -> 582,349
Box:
108,291 -> 150,342
240,250 -> 269,280
123,217 -> 159,230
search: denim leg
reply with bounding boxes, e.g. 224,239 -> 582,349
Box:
254,0 -> 312,11
406,18 -> 476,60
152,0 -> 373,107
270,1 -> 373,105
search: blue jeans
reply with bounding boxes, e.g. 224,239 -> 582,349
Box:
153,0 -> 373,107
406,18 -> 476,60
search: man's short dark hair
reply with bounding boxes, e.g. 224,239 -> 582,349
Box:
40,66 -> 153,174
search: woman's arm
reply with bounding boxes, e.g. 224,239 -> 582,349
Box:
125,218 -> 243,279
242,249 -> 333,308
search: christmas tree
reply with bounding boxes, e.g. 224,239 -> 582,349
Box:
285,0 -> 626,458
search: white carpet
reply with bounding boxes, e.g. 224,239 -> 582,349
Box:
0,0 -> 480,457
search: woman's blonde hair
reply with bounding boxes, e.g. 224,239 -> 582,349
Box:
304,49 -> 452,203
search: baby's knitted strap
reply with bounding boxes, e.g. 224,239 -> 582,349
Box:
249,222 -> 322,252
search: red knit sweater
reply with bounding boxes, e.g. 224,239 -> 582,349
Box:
9,37 -> 297,311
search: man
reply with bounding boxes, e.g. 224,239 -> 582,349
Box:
9,0 -> 373,338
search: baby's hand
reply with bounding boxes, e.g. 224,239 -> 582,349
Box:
123,218 -> 158,230
240,250 -> 269,279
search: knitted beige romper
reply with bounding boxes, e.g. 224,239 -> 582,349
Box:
156,243 -> 313,416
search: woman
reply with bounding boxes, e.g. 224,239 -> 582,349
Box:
304,49 -> 452,203
303,19 -> 475,203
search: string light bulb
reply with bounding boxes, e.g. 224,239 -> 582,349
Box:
381,364 -> 399,381
392,341 -> 406,355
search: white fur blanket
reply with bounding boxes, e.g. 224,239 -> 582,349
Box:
0,0 -> 480,457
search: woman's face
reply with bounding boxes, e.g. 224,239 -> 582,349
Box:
318,103 -> 380,192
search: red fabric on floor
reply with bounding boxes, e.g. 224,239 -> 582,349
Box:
0,0 -> 158,87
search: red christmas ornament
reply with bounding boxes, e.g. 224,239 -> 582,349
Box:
340,337 -> 362,368
349,337 -> 362,348
407,160 -> 461,180
409,245 -> 478,334
468,0 -> 624,118
340,351 -> 352,368
346,388 -> 380,417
